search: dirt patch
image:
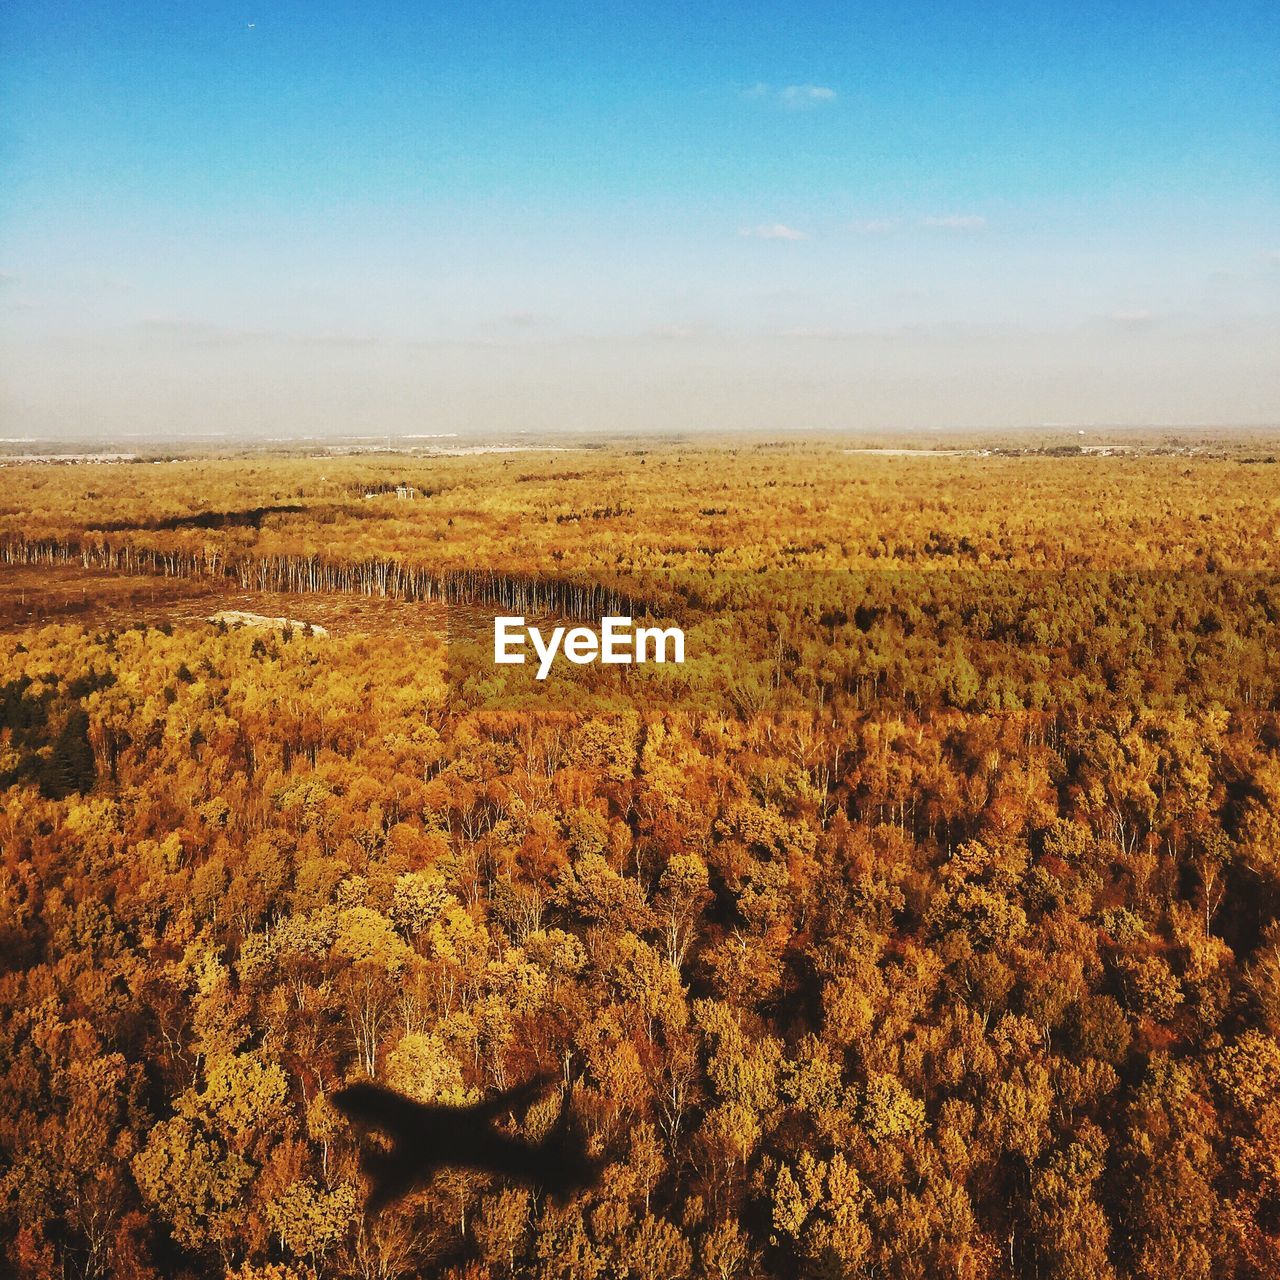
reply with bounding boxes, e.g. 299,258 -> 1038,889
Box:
0,565 -> 494,642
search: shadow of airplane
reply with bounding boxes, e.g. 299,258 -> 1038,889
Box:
332,1076 -> 601,1212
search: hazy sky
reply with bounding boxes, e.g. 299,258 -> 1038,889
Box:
1,0 -> 1277,438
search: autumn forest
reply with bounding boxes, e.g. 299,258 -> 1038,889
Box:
3,438 -> 1280,1280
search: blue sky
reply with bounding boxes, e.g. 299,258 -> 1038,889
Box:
1,0 -> 1277,436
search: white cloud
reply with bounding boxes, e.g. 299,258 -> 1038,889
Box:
779,84 -> 837,108
850,218 -> 896,234
744,83 -> 837,108
921,214 -> 987,230
740,224 -> 809,241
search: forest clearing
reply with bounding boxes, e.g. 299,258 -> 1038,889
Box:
0,565 -> 498,643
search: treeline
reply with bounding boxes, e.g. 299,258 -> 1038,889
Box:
0,536 -> 636,620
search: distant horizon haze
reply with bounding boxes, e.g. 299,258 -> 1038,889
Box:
1,0 -> 1277,438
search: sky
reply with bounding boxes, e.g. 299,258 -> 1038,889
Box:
1,0 -> 1277,439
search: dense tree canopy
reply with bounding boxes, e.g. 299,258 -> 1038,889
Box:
3,440 -> 1280,1278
